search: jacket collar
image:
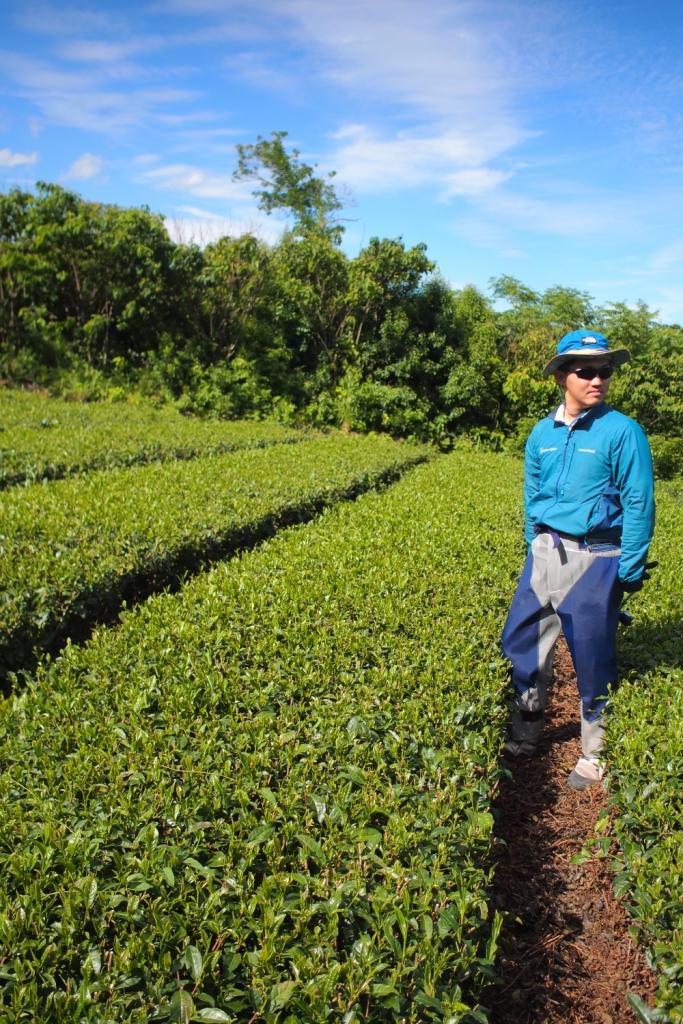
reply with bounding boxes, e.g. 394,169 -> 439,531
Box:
550,402 -> 607,429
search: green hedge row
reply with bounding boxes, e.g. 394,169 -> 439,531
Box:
0,452 -> 524,1023
604,481 -> 683,1022
0,434 -> 427,678
0,390 -> 301,488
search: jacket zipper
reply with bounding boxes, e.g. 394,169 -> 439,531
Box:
540,422 -> 574,523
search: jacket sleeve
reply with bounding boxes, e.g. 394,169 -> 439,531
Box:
523,428 -> 541,546
612,422 -> 656,583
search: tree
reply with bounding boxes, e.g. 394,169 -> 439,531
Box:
271,231 -> 352,390
609,354 -> 683,436
596,300 -> 658,361
0,183 -> 185,380
233,131 -> 345,242
196,234 -> 272,361
489,275 -> 539,308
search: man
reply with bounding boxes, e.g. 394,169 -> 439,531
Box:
501,329 -> 655,790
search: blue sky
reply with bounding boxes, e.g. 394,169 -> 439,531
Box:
2,1 -> 683,320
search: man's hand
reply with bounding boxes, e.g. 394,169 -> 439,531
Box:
621,560 -> 658,593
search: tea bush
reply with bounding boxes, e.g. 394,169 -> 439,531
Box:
0,452 -> 525,1023
0,389 -> 301,488
0,434 -> 427,677
605,481 -> 683,1022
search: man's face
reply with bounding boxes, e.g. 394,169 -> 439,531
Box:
553,357 -> 611,410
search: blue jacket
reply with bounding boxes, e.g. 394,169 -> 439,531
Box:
524,402 -> 655,583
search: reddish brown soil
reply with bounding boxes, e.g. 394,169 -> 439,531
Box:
486,637 -> 656,1024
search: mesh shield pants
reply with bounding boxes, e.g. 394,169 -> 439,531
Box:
501,532 -> 623,757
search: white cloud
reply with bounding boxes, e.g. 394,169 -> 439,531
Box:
0,51 -> 201,134
177,204 -> 223,217
329,125 -> 519,194
281,0 -> 515,117
65,152 -> 104,179
482,192 -> 626,237
17,4 -> 120,37
58,39 -> 146,63
163,0 -> 550,114
582,275 -> 683,325
225,50 -> 302,95
154,0 -> 683,258
4,0 -> 546,204
169,205 -> 282,245
158,0 -> 546,205
9,0 -> 683,296
443,168 -> 513,196
54,34 -> 168,83
582,239 -> 683,321
0,147 -> 38,167
142,162 -> 252,201
455,190 -> 641,250
145,167 -> 284,244
166,211 -> 280,246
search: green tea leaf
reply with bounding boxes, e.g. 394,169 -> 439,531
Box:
170,990 -> 195,1024
626,993 -> 658,1023
371,983 -> 398,996
357,827 -> 382,851
246,825 -> 276,848
184,945 -> 203,982
308,793 -> 326,823
413,991 -> 444,1012
346,765 -> 366,785
87,949 -> 102,974
296,834 -> 327,865
437,908 -> 461,937
268,981 -> 296,1011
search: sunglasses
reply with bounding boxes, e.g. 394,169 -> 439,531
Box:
566,365 -> 614,381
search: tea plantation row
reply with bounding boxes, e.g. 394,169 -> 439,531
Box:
0,434 -> 427,679
0,390 -> 300,488
0,453 -> 523,1024
605,479 -> 683,1024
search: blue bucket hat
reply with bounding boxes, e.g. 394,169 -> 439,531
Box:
542,329 -> 630,376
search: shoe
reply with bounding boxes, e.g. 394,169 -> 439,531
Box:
567,757 -> 604,791
503,739 -> 538,758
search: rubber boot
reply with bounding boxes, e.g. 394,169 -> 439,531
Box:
567,710 -> 606,790
504,684 -> 546,758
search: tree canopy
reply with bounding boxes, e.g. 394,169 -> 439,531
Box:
234,131 -> 345,242
1,135 -> 682,475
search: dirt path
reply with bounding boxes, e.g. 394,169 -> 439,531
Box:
486,638 -> 656,1024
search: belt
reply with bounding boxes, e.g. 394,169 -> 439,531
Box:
536,525 -> 620,552
536,525 -> 586,550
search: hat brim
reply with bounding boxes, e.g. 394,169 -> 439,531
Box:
542,347 -> 631,376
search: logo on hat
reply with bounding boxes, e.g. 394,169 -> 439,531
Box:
582,336 -> 597,345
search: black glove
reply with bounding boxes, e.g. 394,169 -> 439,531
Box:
621,561 -> 658,593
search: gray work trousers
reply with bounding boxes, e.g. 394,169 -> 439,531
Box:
502,532 -> 623,758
